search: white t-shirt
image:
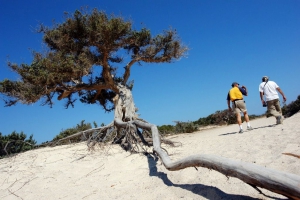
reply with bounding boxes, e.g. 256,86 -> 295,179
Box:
259,80 -> 279,101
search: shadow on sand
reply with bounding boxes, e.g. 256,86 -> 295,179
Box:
219,124 -> 277,136
145,153 -> 285,200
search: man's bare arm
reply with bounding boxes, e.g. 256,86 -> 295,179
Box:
260,92 -> 265,105
276,87 -> 287,102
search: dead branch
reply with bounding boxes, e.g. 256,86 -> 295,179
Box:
70,155 -> 86,163
42,122 -> 114,147
282,153 -> 300,159
85,164 -> 104,177
8,189 -> 22,200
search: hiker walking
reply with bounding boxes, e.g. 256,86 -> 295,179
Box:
259,76 -> 287,124
227,82 -> 253,133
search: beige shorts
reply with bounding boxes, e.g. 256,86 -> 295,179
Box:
232,100 -> 247,113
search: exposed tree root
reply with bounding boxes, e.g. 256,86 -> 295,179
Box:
44,119 -> 177,154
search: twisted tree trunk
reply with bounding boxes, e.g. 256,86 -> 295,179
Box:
113,84 -> 139,122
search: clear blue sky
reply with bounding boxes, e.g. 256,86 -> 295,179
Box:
1,0 -> 299,144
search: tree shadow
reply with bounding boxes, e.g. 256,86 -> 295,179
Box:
145,153 -> 286,200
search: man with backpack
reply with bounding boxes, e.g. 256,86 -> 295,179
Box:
259,76 -> 287,124
227,82 -> 253,133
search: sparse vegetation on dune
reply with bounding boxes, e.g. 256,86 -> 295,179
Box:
282,95 -> 300,118
1,95 -> 299,158
0,131 -> 36,158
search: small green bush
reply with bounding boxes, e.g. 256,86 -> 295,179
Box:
0,131 -> 36,158
282,95 -> 300,118
52,120 -> 94,144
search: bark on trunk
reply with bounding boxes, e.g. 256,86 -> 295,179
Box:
113,84 -> 138,122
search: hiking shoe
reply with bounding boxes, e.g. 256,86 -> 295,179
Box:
238,129 -> 244,134
247,126 -> 253,130
276,116 -> 282,124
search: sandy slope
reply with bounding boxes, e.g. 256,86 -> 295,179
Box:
1,113 -> 299,200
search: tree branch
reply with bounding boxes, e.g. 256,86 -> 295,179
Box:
123,59 -> 138,84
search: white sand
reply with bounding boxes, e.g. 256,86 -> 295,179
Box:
1,113 -> 299,200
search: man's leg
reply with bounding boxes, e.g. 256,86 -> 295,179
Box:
244,112 -> 249,122
243,112 -> 253,130
236,112 -> 243,133
274,99 -> 283,124
274,99 -> 282,114
236,112 -> 242,125
267,99 -> 282,124
267,100 -> 281,117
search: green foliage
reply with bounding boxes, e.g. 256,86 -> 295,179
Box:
0,8 -> 187,111
282,95 -> 300,117
158,121 -> 198,135
52,120 -> 94,144
0,131 -> 36,158
194,110 -> 234,126
93,121 -> 98,128
157,125 -> 175,134
174,121 -> 198,133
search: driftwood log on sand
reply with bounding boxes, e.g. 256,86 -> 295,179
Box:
115,118 -> 300,200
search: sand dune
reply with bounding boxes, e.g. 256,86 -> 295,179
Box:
1,113 -> 299,200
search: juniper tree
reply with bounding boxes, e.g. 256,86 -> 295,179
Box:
0,9 -> 187,150
1,9 -> 299,198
